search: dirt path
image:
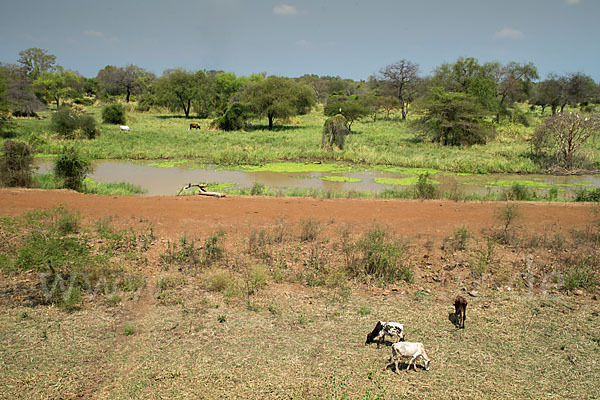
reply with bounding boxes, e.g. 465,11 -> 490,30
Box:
0,189 -> 594,241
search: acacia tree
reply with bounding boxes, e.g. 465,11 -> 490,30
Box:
324,95 -> 370,130
153,68 -> 199,118
378,60 -> 420,120
243,76 -> 315,130
419,88 -> 494,146
96,64 -> 154,102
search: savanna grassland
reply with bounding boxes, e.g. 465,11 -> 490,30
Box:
0,190 -> 599,400
9,103 -> 574,174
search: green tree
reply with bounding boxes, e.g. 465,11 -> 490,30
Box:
532,77 -> 564,115
33,67 -> 85,107
153,68 -> 199,118
324,95 -> 370,130
243,76 -> 315,130
17,48 -> 57,80
490,61 -> 539,122
96,64 -> 154,102
53,146 -> 92,192
419,88 -> 495,146
432,57 -> 498,112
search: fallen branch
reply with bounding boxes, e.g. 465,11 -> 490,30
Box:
177,183 -> 225,198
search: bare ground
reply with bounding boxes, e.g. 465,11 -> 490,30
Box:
0,189 -> 599,400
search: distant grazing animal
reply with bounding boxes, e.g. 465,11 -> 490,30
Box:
188,123 -> 201,131
454,295 -> 468,329
388,342 -> 431,373
365,321 -> 405,348
120,125 -> 130,132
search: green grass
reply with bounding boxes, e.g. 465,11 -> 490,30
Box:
319,175 -> 362,183
374,176 -> 440,186
33,174 -> 146,196
6,104 -> 590,174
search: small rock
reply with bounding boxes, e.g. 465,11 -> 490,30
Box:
468,290 -> 479,297
573,289 -> 584,296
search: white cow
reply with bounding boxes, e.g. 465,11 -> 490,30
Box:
120,125 -> 131,132
388,342 -> 431,372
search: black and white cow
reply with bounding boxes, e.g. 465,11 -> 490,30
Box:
365,321 -> 405,348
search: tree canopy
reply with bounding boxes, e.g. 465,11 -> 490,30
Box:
242,76 -> 315,130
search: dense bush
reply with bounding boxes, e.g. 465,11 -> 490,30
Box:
0,140 -> 34,187
50,107 -> 98,139
322,114 -> 349,150
78,114 -> 99,139
419,88 -> 495,146
102,103 -> 126,124
414,173 -> 438,199
575,188 -> 600,202
53,146 -> 92,192
349,226 -> 412,283
212,103 -> 251,131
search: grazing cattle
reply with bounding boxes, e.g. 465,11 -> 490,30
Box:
120,125 -> 131,132
454,295 -> 468,329
365,321 -> 405,348
188,123 -> 201,131
388,342 -> 431,373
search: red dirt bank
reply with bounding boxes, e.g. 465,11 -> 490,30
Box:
0,189 -> 594,241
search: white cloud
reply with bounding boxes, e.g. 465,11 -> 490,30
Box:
565,0 -> 580,5
296,39 -> 312,48
494,28 -> 524,40
273,4 -> 297,15
84,30 -> 120,43
84,30 -> 103,38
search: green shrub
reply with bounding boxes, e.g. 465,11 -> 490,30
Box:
350,226 -> 411,283
78,114 -> 99,139
0,140 -> 34,187
51,107 -> 79,138
564,263 -> 596,291
501,183 -> 535,201
102,103 -> 126,125
575,188 -> 600,202
300,218 -> 321,242
212,102 -> 251,131
53,146 -> 92,192
203,230 -> 225,266
414,173 -> 438,199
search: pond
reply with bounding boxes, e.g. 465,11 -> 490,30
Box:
35,159 -> 600,197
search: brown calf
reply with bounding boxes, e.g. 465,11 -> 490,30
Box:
188,123 -> 201,131
454,295 -> 468,329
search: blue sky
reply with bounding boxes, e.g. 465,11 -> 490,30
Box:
1,0 -> 598,81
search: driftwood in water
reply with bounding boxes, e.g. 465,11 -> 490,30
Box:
177,183 -> 225,198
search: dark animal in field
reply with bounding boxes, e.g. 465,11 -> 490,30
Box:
188,123 -> 201,131
365,321 -> 405,348
454,295 -> 467,329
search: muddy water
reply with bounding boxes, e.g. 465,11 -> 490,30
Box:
35,159 -> 600,197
